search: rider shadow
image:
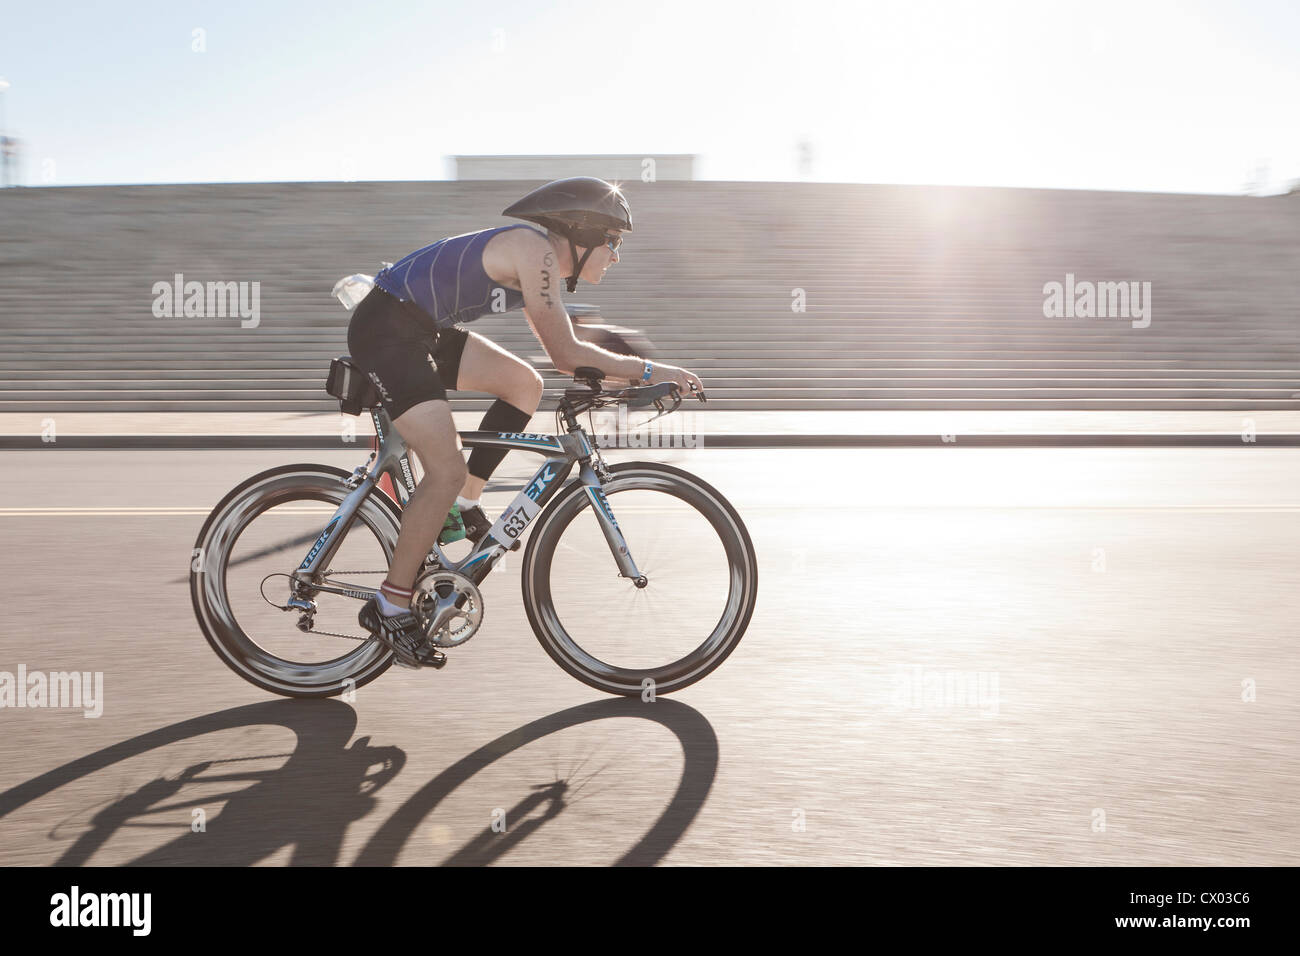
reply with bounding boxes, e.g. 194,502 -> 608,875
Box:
5,700 -> 397,866
1,698 -> 718,867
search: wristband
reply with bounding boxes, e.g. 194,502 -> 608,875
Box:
641,360 -> 653,383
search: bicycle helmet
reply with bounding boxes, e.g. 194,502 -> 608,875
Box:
503,177 -> 632,292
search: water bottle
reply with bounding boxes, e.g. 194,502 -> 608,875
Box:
331,273 -> 375,310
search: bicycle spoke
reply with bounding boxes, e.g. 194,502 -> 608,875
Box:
534,480 -> 735,672
192,467 -> 399,696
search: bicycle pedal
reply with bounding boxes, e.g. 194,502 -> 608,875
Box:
393,636 -> 447,670
398,634 -> 447,669
364,633 -> 416,667
419,651 -> 448,670
367,634 -> 446,670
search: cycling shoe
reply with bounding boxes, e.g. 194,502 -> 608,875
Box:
358,597 -> 446,669
460,505 -> 520,551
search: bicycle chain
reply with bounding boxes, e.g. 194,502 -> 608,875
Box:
307,625 -> 373,642
297,567 -> 382,642
302,569 -> 426,644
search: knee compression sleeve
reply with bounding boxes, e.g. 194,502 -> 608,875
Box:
468,399 -> 533,480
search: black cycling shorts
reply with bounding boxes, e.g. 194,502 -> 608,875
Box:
346,286 -> 469,420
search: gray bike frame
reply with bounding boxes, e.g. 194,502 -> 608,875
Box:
289,405 -> 643,596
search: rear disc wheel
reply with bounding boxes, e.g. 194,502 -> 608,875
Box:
190,465 -> 400,698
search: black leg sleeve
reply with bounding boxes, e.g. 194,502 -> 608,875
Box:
467,399 -> 534,481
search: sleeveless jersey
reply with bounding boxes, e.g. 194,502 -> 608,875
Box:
373,224 -> 539,330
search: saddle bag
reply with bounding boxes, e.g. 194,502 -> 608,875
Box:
325,356 -> 379,416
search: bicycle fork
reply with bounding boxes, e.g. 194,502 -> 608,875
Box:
576,461 -> 646,587
476,453 -> 645,587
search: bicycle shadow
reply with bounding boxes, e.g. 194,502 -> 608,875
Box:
357,696 -> 719,866
0,698 -> 718,866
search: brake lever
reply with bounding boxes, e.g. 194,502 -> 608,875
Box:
636,398 -> 670,424
629,387 -> 680,425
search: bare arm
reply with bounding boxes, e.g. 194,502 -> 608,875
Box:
516,237 -> 645,382
514,234 -> 704,392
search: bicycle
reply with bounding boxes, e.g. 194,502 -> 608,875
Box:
190,362 -> 758,699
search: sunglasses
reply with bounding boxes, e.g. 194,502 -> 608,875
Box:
572,228 -> 624,253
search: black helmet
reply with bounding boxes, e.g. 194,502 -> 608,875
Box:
503,176 -> 632,234
503,177 -> 632,291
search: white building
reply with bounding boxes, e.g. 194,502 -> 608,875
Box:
453,154 -> 695,181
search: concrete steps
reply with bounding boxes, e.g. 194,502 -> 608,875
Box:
2,180 -> 1297,413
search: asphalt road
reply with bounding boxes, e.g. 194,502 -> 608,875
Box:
1,446 -> 1298,866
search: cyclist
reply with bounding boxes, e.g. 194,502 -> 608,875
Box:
346,176 -> 704,666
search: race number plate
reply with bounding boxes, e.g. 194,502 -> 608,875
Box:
487,494 -> 541,543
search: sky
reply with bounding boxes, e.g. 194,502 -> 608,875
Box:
1,0 -> 1298,193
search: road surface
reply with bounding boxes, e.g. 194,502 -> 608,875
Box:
1,445 -> 1297,865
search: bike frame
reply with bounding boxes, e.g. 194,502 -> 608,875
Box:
289,405 -> 644,598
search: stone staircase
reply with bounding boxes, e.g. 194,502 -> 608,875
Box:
1,181 -> 1297,412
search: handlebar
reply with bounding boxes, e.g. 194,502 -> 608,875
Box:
560,366 -> 707,420
625,382 -> 679,407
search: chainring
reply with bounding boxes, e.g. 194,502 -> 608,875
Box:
413,570 -> 484,647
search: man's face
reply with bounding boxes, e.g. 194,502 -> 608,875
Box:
578,232 -> 622,284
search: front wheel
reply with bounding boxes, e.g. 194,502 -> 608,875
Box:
521,462 -> 758,696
